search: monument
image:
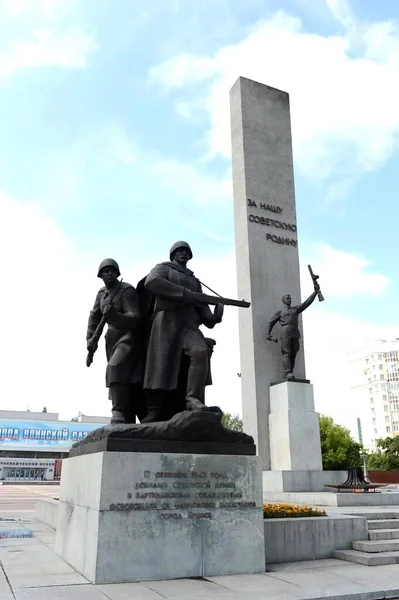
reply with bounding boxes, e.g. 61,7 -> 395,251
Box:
55,241 -> 265,584
230,77 -> 346,495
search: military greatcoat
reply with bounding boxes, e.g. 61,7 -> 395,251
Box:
143,262 -> 216,391
87,282 -> 143,387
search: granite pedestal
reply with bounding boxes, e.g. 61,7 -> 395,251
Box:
55,442 -> 265,584
263,381 -> 347,494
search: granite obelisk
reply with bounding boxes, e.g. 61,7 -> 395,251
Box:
230,77 -> 305,471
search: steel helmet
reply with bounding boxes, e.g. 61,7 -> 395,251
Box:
169,241 -> 193,261
97,258 -> 121,278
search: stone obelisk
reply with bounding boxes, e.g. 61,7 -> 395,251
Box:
230,77 -> 305,471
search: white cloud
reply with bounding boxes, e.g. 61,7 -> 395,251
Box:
149,8 -> 399,192
325,0 -> 355,29
151,159 -> 232,206
300,243 -> 391,299
0,191 -> 106,420
1,0 -> 76,20
0,28 -> 97,76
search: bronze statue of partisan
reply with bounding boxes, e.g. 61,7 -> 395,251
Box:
86,259 -> 144,424
266,266 -> 323,380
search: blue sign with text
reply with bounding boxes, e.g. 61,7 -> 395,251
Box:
0,419 -> 100,451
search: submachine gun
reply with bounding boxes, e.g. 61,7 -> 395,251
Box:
307,265 -> 324,302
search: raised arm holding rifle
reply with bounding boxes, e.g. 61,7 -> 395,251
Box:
266,265 -> 323,380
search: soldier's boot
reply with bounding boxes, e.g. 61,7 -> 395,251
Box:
109,384 -> 130,424
286,372 -> 295,380
185,366 -> 208,411
141,390 -> 164,423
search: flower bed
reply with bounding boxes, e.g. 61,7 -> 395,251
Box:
263,502 -> 327,519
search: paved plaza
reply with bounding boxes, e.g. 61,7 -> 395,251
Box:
1,484 -> 399,599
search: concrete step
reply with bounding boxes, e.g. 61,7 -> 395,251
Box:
345,511 -> 399,521
368,518 -> 399,529
369,528 -> 399,540
333,548 -> 399,566
353,538 -> 399,552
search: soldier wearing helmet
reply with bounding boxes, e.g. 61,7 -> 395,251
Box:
86,259 -> 144,423
141,241 -> 223,422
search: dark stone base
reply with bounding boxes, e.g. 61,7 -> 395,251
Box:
270,378 -> 310,387
70,409 -> 255,457
69,438 -> 256,457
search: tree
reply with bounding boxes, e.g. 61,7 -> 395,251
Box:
42,406 -> 47,413
319,415 -> 363,470
221,412 -> 243,432
367,436 -> 399,471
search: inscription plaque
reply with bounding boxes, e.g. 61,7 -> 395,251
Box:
107,468 -> 257,520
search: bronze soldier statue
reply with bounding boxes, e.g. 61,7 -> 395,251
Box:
141,241 -> 223,422
86,259 -> 144,424
266,282 -> 320,380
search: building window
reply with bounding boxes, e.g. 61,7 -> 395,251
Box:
378,354 -> 382,360
369,388 -> 373,394
385,416 -> 390,423
373,418 -> 377,425
374,428 -> 378,434
384,405 -> 389,411
383,395 -> 387,401
371,408 -> 376,414
381,375 -> 385,380
380,364 -> 384,370
387,426 -> 391,433
382,384 -> 386,391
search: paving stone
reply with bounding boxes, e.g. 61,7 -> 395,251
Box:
97,582 -> 167,599
142,577 -> 233,598
207,572 -> 300,593
14,584 -> 106,599
10,572 -> 89,590
267,559 -> 354,571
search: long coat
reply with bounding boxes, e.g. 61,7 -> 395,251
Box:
87,282 -> 143,387
143,262 -> 216,391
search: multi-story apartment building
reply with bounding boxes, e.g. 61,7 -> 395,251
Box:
348,339 -> 399,449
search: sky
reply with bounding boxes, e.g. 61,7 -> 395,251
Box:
0,0 -> 398,438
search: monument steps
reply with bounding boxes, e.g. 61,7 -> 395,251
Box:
368,528 -> 399,540
368,517 -> 399,529
333,548 -> 399,566
334,514 -> 399,566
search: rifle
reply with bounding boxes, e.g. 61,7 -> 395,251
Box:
86,279 -> 123,367
192,292 -> 250,308
308,265 -> 324,302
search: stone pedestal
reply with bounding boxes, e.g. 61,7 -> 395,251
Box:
263,381 -> 343,493
55,447 -> 265,584
269,381 -> 322,472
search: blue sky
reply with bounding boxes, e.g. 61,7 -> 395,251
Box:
0,0 -> 398,432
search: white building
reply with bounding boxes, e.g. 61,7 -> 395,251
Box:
348,339 -> 399,449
